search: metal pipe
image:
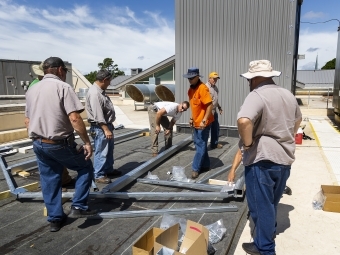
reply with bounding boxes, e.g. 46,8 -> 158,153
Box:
17,190 -> 233,199
102,136 -> 192,193
197,164 -> 232,184
137,178 -> 225,192
0,157 -> 16,192
90,205 -> 238,219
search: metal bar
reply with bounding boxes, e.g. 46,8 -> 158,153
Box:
91,205 -> 238,219
17,190 -> 233,199
234,174 -> 245,198
5,129 -> 150,175
0,157 -> 17,192
137,178 -> 224,192
102,136 -> 193,193
197,164 -> 232,184
0,146 -> 13,153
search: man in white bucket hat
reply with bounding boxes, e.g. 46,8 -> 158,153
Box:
237,60 -> 302,255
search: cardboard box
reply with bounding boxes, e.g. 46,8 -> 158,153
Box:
154,220 -> 209,255
133,227 -> 164,255
321,185 -> 340,213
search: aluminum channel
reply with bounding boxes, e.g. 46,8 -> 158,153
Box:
197,164 -> 232,184
102,136 -> 192,193
91,205 -> 238,219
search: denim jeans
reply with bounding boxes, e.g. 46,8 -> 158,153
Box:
90,124 -> 114,179
33,140 -> 93,222
245,161 -> 291,255
192,124 -> 211,172
210,111 -> 220,148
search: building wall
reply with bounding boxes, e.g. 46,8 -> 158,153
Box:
175,0 -> 301,127
333,31 -> 340,112
0,59 -> 72,95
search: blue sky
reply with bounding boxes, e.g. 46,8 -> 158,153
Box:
0,0 -> 339,74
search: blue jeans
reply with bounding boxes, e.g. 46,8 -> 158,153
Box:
210,112 -> 220,148
90,124 -> 114,179
192,124 -> 211,172
245,161 -> 290,255
33,140 -> 93,222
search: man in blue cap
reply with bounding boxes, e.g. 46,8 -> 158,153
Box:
183,67 -> 213,179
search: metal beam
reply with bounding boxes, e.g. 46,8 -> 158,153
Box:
17,190 -> 233,199
137,178 -> 224,192
90,205 -> 238,219
197,164 -> 232,184
102,136 -> 192,193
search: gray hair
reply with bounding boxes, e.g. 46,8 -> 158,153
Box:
96,70 -> 112,81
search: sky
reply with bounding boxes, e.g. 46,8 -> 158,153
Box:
0,0 -> 339,74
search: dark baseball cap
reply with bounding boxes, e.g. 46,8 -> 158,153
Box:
42,57 -> 66,70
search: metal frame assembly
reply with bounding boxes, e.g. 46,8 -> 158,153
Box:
0,130 -> 244,217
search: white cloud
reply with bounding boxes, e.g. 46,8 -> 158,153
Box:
0,1 -> 175,74
298,30 -> 338,70
302,11 -> 326,19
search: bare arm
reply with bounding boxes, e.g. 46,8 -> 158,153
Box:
200,102 -> 212,129
99,123 -> 113,139
227,148 -> 242,182
24,117 -> 29,129
155,108 -> 167,134
237,117 -> 254,149
69,111 -> 92,160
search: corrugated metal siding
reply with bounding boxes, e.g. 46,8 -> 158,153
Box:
296,70 -> 335,88
333,31 -> 340,110
175,0 -> 299,126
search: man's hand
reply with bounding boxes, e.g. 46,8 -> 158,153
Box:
219,108 -> 223,115
83,143 -> 93,160
164,129 -> 170,135
199,120 -> 206,129
227,170 -> 235,182
155,125 -> 161,134
189,118 -> 194,127
104,130 -> 113,139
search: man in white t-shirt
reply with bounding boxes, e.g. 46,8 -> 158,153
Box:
148,101 -> 190,156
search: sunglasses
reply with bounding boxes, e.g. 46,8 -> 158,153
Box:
181,105 -> 187,111
188,76 -> 197,80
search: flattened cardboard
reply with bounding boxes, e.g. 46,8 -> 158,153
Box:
154,220 -> 209,255
133,227 -> 164,255
321,185 -> 340,213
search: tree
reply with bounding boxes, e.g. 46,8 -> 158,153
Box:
84,58 -> 125,84
84,71 -> 98,84
321,58 -> 336,70
98,58 -> 125,78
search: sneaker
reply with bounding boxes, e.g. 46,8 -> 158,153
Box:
106,170 -> 122,177
242,242 -> 261,255
69,206 -> 98,218
95,176 -> 111,184
191,171 -> 199,179
50,214 -> 67,232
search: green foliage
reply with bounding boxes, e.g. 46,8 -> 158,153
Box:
84,58 -> 125,83
321,58 -> 336,70
97,58 -> 125,78
84,71 -> 98,84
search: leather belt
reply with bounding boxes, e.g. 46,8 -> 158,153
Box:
33,138 -> 66,144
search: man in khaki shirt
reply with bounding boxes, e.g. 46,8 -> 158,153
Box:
237,60 -> 302,255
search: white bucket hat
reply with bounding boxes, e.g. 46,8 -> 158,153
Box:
31,62 -> 44,76
241,60 -> 281,79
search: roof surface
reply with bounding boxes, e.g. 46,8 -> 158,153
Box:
296,70 -> 335,89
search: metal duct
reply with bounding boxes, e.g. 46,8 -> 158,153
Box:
126,84 -> 158,103
155,84 -> 175,102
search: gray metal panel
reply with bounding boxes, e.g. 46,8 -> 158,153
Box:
297,70 -> 335,86
333,31 -> 340,110
175,0 -> 300,126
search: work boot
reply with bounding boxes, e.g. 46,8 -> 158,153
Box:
242,242 -> 261,255
95,176 -> 111,184
68,207 -> 98,218
50,214 -> 67,232
191,171 -> 199,179
152,153 -> 158,157
106,170 -> 122,177
216,144 -> 223,149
